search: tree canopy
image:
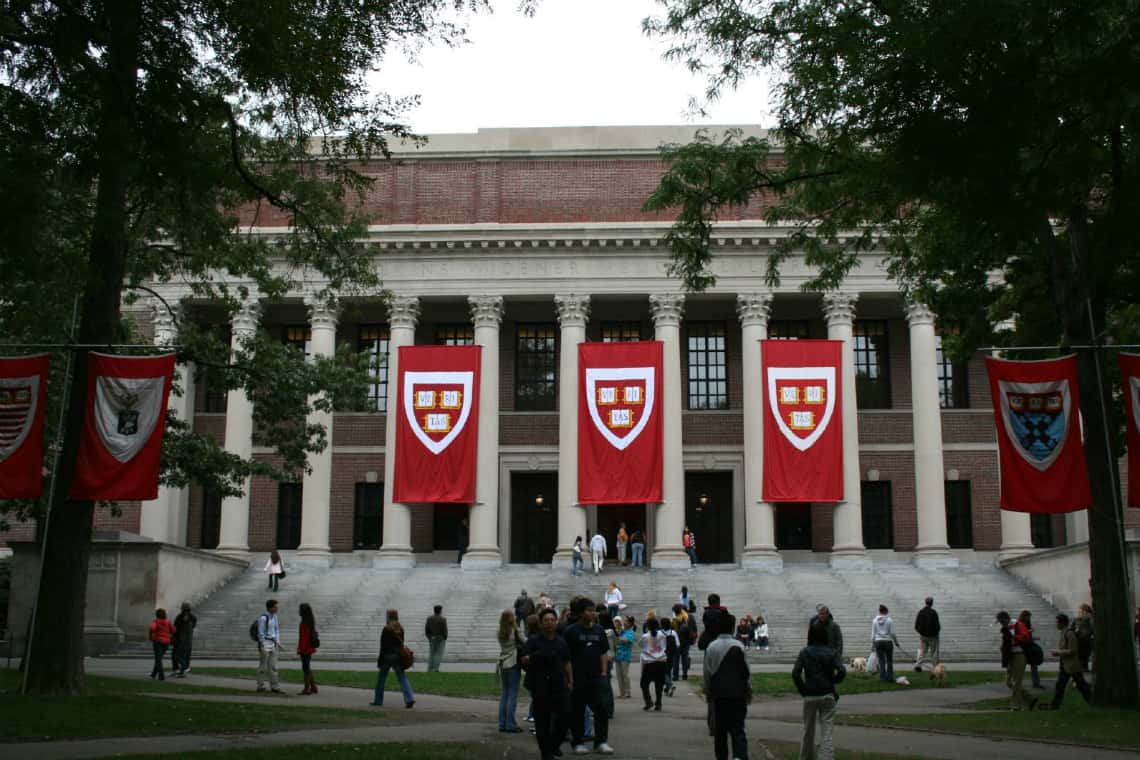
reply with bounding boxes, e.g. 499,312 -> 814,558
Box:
1,0 -> 484,693
645,0 -> 1139,705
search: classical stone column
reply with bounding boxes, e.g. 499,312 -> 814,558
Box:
139,300 -> 195,546
737,293 -> 781,570
1066,510 -> 1090,545
463,295 -> 505,569
823,292 -> 871,569
553,294 -> 589,565
216,297 -> 261,559
296,291 -> 339,564
906,301 -> 957,568
376,296 -> 420,568
650,293 -> 691,569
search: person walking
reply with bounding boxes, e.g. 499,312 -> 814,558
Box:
678,585 -> 695,614
297,602 -> 319,695
614,617 -> 634,698
699,593 -> 729,651
589,531 -> 608,575
996,610 -> 1037,711
522,607 -> 573,760
148,608 -> 174,681
372,608 -> 415,708
256,599 -> 282,693
572,536 -> 585,576
913,597 -> 941,672
425,604 -> 448,672
456,518 -> 469,564
171,602 -> 196,677
1047,613 -> 1091,709
630,528 -> 646,568
871,605 -> 901,683
616,523 -> 629,566
1024,610 -> 1043,689
661,618 -> 680,697
605,582 -> 623,621
639,617 -> 669,711
264,550 -> 284,591
682,526 -> 697,566
793,621 -> 847,760
704,612 -> 751,760
1073,603 -> 1094,671
672,603 -> 693,680
515,589 -> 536,635
497,609 -> 524,733
564,602 -> 613,754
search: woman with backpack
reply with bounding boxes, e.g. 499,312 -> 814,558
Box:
672,604 -> 693,681
372,608 -> 415,708
297,602 -> 319,695
639,617 -> 668,711
996,609 -> 1038,711
264,550 -> 285,591
660,618 -> 681,697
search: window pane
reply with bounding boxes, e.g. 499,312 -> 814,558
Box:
283,325 -> 312,357
601,321 -> 641,343
515,324 -> 558,411
686,323 -> 728,410
435,324 -> 475,346
768,321 -> 809,340
936,335 -> 969,409
853,321 -> 891,409
359,325 -> 390,411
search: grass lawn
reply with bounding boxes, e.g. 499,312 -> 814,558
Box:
839,698 -> 1140,750
192,667 -> 500,698
0,668 -> 249,697
692,670 -> 1007,698
0,668 -> 381,741
97,742 -> 509,760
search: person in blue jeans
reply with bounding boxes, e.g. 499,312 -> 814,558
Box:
497,610 -> 524,732
871,604 -> 900,683
372,609 -> 415,708
630,529 -> 646,567
572,536 -> 585,576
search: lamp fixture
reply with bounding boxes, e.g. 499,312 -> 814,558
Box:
534,494 -> 545,507
697,493 -> 709,511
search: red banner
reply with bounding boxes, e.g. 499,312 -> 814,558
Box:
762,340 -> 843,502
986,356 -> 1090,513
71,352 -> 176,500
1121,353 -> 1140,508
578,341 -> 663,504
393,345 -> 480,503
0,354 -> 50,498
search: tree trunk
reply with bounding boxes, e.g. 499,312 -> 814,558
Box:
1066,211 -> 1139,708
23,1 -> 141,695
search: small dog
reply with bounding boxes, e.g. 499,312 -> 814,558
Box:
850,656 -> 868,673
930,663 -> 947,687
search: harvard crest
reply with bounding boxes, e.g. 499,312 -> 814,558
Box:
403,371 -> 475,455
0,377 -> 38,462
584,367 -> 655,451
997,379 -> 1072,472
766,367 -> 837,452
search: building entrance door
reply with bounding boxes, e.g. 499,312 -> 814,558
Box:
510,472 -> 558,563
595,504 -> 646,564
684,472 -> 734,563
432,504 -> 468,551
775,503 -> 812,549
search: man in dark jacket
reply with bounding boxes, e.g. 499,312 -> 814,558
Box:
793,622 -> 846,760
704,613 -> 751,760
698,593 -> 729,651
563,603 -> 613,754
809,605 -> 844,660
914,597 -> 941,672
522,608 -> 573,760
425,605 -> 448,672
515,590 -> 536,634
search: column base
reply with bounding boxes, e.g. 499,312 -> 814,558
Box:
551,546 -> 575,567
374,546 -> 416,569
913,550 -> 959,570
741,547 -> 784,572
215,546 -> 251,563
997,544 -> 1035,563
292,548 -> 334,568
829,550 -> 872,571
649,547 -> 692,570
461,546 -> 502,570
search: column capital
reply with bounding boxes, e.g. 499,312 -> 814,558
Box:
468,295 -> 505,328
231,298 -> 261,338
822,291 -> 858,327
151,299 -> 182,347
736,292 -> 773,328
387,295 -> 420,330
305,290 -> 340,330
905,300 -> 935,328
649,293 -> 685,327
554,294 -> 590,328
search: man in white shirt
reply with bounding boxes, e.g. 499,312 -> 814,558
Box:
256,599 -> 282,693
589,532 -> 607,575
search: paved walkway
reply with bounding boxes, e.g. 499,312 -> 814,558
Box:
0,659 -> 1129,760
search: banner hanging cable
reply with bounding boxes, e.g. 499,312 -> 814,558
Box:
977,344 -> 1140,352
0,342 -> 175,350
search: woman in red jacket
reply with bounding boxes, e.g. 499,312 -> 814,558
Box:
149,608 -> 175,681
297,603 -> 319,695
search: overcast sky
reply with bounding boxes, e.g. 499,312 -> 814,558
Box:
371,0 -> 773,135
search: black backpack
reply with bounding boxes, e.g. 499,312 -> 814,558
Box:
1023,639 -> 1044,667
311,629 -> 321,649
249,614 -> 266,643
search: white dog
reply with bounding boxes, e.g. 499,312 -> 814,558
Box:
850,656 -> 868,673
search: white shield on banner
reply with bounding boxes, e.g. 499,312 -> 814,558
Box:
766,367 -> 837,452
403,371 -> 475,455
997,379 -> 1072,472
94,375 -> 166,463
1131,376 -> 1140,434
0,376 -> 38,462
585,367 -> 656,451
